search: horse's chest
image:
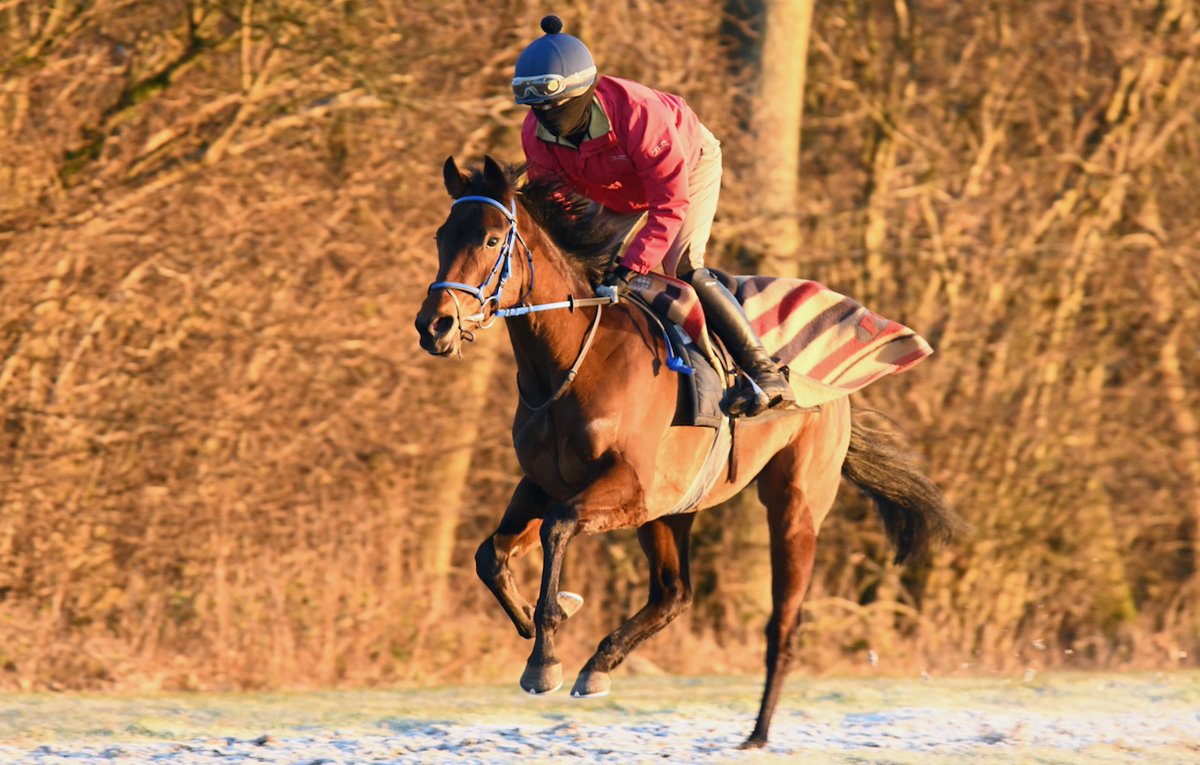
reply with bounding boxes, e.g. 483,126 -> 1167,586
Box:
515,413 -> 611,500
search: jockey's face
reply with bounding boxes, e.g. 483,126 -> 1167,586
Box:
530,90 -> 592,138
531,94 -> 578,111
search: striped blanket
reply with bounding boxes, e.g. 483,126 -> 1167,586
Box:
629,272 -> 933,408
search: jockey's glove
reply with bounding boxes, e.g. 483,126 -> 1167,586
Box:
598,264 -> 637,301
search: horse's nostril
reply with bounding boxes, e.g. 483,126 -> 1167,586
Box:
433,316 -> 456,336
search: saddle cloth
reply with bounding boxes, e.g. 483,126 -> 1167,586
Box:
626,270 -> 934,409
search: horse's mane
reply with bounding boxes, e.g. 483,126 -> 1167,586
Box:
518,175 -> 625,284
459,162 -> 623,284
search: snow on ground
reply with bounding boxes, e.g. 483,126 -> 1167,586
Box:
1,674 -> 1197,764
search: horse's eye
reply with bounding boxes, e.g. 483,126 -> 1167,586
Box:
486,236 -> 500,248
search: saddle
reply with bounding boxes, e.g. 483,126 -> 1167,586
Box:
622,269 -> 935,425
623,292 -> 728,430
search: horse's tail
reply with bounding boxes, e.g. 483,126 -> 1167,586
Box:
841,407 -> 968,564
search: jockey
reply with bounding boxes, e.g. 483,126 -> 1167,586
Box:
512,15 -> 795,416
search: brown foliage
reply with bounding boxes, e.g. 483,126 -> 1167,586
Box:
0,0 -> 1197,690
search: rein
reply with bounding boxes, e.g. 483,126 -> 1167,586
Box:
428,194 -> 616,427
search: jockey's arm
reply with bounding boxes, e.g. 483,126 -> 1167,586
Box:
619,106 -> 690,275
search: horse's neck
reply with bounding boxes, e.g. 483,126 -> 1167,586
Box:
506,209 -> 597,386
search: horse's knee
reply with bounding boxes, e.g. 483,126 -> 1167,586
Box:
475,537 -> 502,583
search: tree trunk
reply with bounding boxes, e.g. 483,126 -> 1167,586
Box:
711,0 -> 817,635
751,0 -> 815,278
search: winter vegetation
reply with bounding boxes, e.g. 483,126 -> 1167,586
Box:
1,0 -> 1198,692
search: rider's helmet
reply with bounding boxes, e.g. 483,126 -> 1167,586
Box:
511,15 -> 597,106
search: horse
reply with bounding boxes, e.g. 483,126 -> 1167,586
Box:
414,155 -> 963,748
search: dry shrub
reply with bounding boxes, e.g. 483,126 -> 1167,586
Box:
0,0 -> 1196,690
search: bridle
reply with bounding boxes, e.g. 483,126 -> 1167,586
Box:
427,195 -> 535,330
428,195 -> 617,326
425,194 -> 616,432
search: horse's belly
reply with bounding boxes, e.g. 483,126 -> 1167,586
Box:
644,425 -> 719,518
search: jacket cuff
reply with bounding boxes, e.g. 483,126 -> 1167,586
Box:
619,257 -> 653,275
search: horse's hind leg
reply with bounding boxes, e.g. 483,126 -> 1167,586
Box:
571,513 -> 695,698
475,478 -> 549,640
742,402 -> 850,749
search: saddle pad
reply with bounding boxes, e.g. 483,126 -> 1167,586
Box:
628,272 -> 933,408
628,272 -> 716,361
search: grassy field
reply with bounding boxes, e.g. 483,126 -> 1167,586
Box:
1,672 -> 1198,763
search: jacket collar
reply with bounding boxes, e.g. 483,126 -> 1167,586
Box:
534,96 -> 612,149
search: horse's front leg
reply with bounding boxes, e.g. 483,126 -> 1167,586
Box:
475,478 -> 548,640
520,456 -> 645,694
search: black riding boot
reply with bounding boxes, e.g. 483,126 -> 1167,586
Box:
685,268 -> 796,416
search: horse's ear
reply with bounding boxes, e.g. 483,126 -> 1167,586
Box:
482,155 -> 509,196
443,156 -> 468,199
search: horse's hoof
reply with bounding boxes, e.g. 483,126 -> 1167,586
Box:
738,735 -> 767,750
520,662 -> 563,695
570,669 -> 611,698
557,591 -> 584,619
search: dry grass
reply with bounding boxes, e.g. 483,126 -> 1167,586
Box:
0,0 -> 1197,691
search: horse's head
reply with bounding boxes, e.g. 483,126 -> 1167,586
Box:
415,155 -> 529,357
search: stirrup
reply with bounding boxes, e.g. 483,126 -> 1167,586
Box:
721,378 -> 771,417
763,388 -> 800,412
760,377 -> 798,411
722,368 -> 799,417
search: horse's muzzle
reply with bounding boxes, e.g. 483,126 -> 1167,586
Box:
414,310 -> 460,357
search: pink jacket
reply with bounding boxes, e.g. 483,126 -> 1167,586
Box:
521,75 -> 705,274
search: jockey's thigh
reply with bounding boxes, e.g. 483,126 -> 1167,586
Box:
664,125 -> 722,277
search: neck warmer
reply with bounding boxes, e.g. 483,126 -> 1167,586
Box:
532,82 -> 598,141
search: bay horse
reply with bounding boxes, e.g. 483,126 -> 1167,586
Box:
414,155 -> 962,748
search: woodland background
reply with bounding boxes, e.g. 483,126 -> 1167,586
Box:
1,0 -> 1197,691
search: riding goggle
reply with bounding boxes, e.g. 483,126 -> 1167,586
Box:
511,67 -> 597,105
